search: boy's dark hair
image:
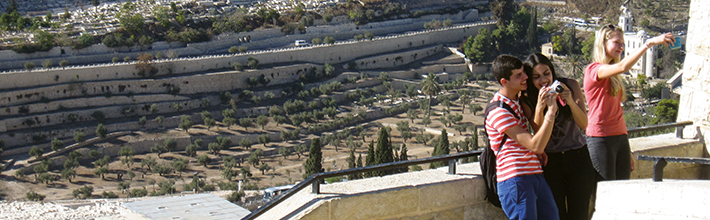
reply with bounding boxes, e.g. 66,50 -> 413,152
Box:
492,54 -> 523,85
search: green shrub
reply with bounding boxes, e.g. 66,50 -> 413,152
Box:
26,191 -> 46,201
101,191 -> 119,198
325,176 -> 344,183
129,188 -> 148,197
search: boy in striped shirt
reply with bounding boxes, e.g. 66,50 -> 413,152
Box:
485,55 -> 560,220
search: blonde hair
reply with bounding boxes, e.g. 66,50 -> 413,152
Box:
592,25 -> 626,102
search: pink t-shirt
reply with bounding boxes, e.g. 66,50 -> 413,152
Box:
584,62 -> 628,137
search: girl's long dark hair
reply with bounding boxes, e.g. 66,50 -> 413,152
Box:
522,53 -> 572,120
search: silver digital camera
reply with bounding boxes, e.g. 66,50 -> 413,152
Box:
548,80 -> 564,95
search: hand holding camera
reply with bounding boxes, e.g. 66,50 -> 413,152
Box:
547,80 -> 567,106
547,80 -> 564,95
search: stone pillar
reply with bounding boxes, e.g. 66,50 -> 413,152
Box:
677,0 -> 710,146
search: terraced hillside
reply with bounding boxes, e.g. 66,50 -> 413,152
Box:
0,13 -> 499,206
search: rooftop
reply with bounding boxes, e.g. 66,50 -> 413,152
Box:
122,193 -> 251,220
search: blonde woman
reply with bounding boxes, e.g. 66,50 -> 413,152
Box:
584,25 -> 675,181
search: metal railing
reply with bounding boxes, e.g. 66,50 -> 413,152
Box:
241,150 -> 482,220
631,121 -> 705,182
627,121 -> 693,138
637,155 -> 710,181
243,121 -> 696,219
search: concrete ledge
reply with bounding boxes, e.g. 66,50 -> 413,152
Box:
594,179 -> 710,220
257,163 -> 506,220
630,133 -> 707,179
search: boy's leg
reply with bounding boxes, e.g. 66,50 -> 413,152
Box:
537,174 -> 561,220
498,175 -> 547,220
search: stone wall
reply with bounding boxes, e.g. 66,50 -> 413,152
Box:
0,64 -> 320,107
677,0 -> 710,148
0,78 -> 387,150
299,178 -> 501,220
629,133 -> 708,180
374,63 -> 470,80
468,63 -> 491,76
0,21 -> 495,91
0,9 -> 483,71
0,94 -> 189,118
0,63 -> 321,134
348,45 -> 444,70
133,9 -> 481,54
9,92 -> 398,166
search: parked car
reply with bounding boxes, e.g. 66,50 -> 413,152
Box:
295,40 -> 309,46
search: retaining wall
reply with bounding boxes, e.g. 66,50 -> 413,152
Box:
349,45 -> 444,70
0,64 -> 321,107
0,21 -> 495,90
0,78 -> 386,150
0,9 -> 483,71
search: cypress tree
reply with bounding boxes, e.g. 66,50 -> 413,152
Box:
365,140 -> 375,166
399,143 -> 408,173
303,138 -> 324,179
357,153 -> 363,168
356,153 -> 364,179
364,140 -> 375,178
347,146 -> 357,180
461,138 -> 471,163
400,143 -> 408,161
430,129 -> 450,168
440,129 -> 450,155
393,145 -> 399,162
527,6 -> 538,53
491,0 -> 515,29
374,127 -> 394,176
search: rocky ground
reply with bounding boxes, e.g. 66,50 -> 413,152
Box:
0,199 -> 140,220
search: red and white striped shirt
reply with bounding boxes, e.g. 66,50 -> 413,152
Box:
485,93 -> 542,182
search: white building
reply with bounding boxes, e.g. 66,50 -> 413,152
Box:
541,42 -> 554,58
619,4 -> 657,78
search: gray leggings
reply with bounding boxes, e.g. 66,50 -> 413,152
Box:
587,134 -> 631,181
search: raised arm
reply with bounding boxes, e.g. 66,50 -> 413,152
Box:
597,33 -> 675,79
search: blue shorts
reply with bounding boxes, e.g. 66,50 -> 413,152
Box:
497,174 -> 560,220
